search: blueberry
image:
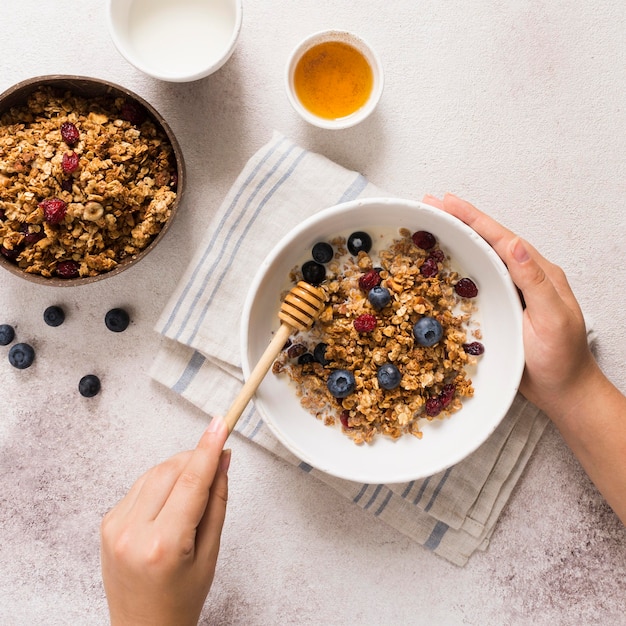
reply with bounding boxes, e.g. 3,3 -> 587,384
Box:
43,305 -> 65,327
297,353 -> 315,365
302,260 -> 326,286
8,343 -> 35,369
377,363 -> 402,390
79,374 -> 101,397
105,308 -> 130,332
311,242 -> 334,264
413,317 -> 443,347
347,231 -> 372,255
0,324 -> 15,346
327,369 -> 356,398
313,342 -> 329,365
368,285 -> 391,311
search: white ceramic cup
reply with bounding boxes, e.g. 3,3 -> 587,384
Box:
285,30 -> 384,130
107,0 -> 243,82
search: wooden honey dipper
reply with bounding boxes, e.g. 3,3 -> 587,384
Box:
224,281 -> 326,432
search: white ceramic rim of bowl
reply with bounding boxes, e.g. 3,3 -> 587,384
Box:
106,0 -> 243,82
285,29 -> 384,130
241,197 -> 525,484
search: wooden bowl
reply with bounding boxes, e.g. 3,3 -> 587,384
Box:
0,75 -> 185,286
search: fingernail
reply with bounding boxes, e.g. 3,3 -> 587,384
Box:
220,449 -> 232,473
511,237 -> 530,263
207,415 -> 226,434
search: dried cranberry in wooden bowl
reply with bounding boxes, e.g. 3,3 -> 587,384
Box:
0,75 -> 185,287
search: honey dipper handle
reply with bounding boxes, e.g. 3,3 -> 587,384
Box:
224,322 -> 293,433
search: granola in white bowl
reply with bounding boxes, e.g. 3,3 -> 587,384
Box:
273,227 -> 484,445
241,198 -> 524,483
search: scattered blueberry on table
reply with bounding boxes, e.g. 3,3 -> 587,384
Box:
8,343 -> 35,369
43,305 -> 65,327
3,305 -> 132,395
0,324 -> 15,346
105,308 -> 130,332
78,374 -> 101,398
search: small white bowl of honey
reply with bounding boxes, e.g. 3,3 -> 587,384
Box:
285,30 -> 384,130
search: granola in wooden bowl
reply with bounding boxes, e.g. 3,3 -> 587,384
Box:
0,76 -> 184,286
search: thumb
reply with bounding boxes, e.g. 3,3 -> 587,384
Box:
505,237 -> 563,318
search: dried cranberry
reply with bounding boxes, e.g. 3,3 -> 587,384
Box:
60,122 -> 79,146
339,410 -> 351,429
56,260 -> 80,278
429,249 -> 445,262
420,257 -> 439,278
120,102 -> 147,126
440,383 -> 456,408
455,277 -> 479,298
24,231 -> 45,245
20,225 -> 44,245
412,230 -> 436,250
287,343 -> 307,359
40,198 -> 67,224
463,341 -> 485,356
1,245 -> 20,260
358,269 -> 381,291
61,152 -> 80,174
425,397 -> 443,417
353,314 -> 377,333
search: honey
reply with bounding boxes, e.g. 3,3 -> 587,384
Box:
293,41 -> 374,120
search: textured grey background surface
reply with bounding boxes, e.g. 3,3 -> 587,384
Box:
1,1 -> 625,624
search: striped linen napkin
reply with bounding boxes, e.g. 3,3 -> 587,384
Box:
150,131 -> 549,566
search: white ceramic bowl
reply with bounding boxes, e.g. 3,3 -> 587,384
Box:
285,30 -> 384,129
107,0 -> 242,82
241,198 -> 524,484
